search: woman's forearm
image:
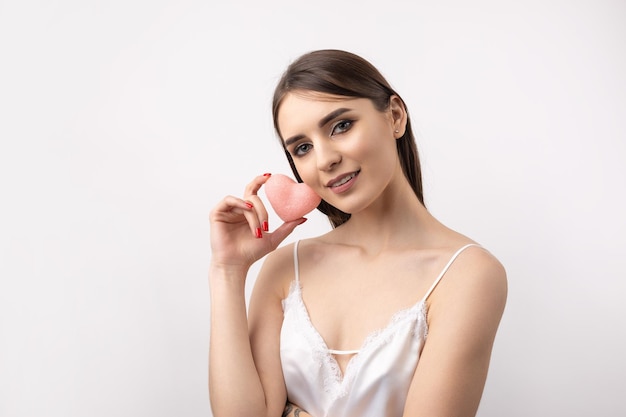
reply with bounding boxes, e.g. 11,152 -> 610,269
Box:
209,263 -> 267,416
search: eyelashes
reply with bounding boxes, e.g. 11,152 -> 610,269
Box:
330,119 -> 353,136
293,142 -> 313,156
290,119 -> 355,157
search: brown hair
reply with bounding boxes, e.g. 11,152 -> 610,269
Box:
272,49 -> 424,228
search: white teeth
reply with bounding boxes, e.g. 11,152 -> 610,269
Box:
332,173 -> 356,187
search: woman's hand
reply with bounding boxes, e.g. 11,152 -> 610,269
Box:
209,173 -> 306,272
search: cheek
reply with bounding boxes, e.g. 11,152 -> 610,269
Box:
357,134 -> 395,163
292,159 -> 317,184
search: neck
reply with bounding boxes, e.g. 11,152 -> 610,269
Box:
330,175 -> 445,255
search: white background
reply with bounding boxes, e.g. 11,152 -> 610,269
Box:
1,1 -> 625,416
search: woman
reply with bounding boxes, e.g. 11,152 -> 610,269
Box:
209,50 -> 507,417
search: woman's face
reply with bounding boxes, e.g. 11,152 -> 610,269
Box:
277,91 -> 404,215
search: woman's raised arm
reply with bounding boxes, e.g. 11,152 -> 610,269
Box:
208,174 -> 304,417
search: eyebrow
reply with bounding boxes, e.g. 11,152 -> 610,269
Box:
283,108 -> 353,147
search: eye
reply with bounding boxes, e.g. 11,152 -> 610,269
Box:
293,142 -> 313,157
330,120 -> 353,136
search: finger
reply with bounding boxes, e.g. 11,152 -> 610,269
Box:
210,196 -> 263,238
241,202 -> 264,238
247,194 -> 269,232
244,173 -> 272,197
219,196 -> 263,238
209,195 -> 254,220
243,173 -> 271,236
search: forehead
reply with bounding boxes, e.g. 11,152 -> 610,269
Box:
277,92 -> 375,135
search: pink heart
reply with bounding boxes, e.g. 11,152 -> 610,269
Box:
264,174 -> 321,222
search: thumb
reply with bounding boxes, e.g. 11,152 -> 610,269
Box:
269,218 -> 307,247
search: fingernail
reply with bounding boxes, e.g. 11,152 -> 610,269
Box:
255,228 -> 263,238
262,221 -> 269,232
298,218 -> 308,225
245,201 -> 254,209
263,173 -> 271,177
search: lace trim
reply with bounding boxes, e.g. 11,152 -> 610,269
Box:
282,280 -> 428,401
342,300 -> 428,391
283,281 -> 345,397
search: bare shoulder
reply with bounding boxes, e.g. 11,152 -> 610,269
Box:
464,245 -> 507,296
254,242 -> 298,299
428,245 -> 508,328
261,242 -> 297,275
454,245 -> 507,288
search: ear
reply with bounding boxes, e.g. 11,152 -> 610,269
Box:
389,95 -> 408,138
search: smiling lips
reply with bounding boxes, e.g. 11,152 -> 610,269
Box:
326,171 -> 360,193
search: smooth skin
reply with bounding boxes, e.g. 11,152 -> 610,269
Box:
209,91 -> 507,417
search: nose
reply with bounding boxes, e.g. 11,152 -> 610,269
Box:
315,140 -> 342,171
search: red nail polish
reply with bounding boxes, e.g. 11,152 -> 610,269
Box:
263,173 -> 271,177
245,201 -> 254,209
255,228 -> 263,238
262,221 -> 269,232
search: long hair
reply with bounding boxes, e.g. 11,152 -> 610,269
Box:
272,49 -> 424,228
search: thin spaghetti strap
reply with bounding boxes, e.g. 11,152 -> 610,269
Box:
293,240 -> 301,283
421,243 -> 480,302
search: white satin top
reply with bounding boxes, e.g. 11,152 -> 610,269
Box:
280,241 -> 479,417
